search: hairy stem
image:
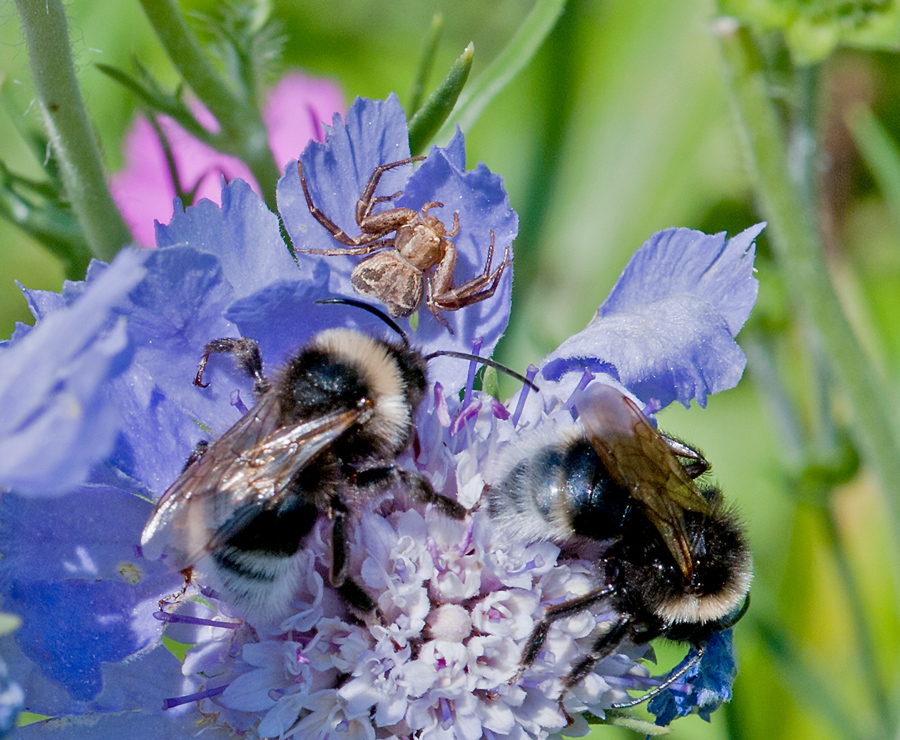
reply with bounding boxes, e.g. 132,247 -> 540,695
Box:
14,0 -> 132,265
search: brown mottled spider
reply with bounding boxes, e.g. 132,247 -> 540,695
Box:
296,156 -> 512,331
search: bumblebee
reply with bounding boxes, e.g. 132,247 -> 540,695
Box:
141,301 -> 471,620
487,382 -> 751,702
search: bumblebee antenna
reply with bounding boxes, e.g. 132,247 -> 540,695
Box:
609,643 -> 706,710
316,298 -> 537,392
316,298 -> 409,346
424,349 -> 540,392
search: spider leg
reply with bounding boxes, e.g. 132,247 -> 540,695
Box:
299,157 -> 425,248
298,161 -> 381,247
294,238 -> 396,257
561,615 -> 632,691
356,156 -> 425,221
429,233 -> 513,312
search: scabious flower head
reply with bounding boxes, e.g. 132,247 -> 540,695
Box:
0,92 -> 761,739
111,72 -> 346,247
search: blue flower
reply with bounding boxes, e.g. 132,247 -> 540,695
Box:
0,93 -> 761,738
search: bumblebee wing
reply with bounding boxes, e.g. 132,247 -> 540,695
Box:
577,384 -> 711,579
141,393 -> 359,567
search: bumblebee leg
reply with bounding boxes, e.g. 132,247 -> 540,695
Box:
513,585 -> 617,681
330,502 -> 351,584
561,615 -> 631,691
609,644 -> 705,709
194,337 -> 268,395
350,466 -> 466,519
330,503 -> 375,612
397,469 -> 467,519
663,435 -> 710,479
338,579 -> 376,612
181,440 -> 210,472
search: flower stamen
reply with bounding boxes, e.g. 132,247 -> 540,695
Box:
509,364 -> 538,427
152,611 -> 242,629
563,369 -> 594,420
162,684 -> 228,710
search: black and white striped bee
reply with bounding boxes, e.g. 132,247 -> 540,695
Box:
142,299 -> 531,621
487,382 -> 752,705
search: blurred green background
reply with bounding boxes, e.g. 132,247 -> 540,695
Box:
3,0 -> 900,738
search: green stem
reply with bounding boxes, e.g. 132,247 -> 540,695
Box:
137,0 -> 280,209
14,0 -> 132,264
820,503 -> 892,732
717,24 -> 900,537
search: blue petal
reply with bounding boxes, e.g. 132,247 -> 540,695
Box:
648,630 -> 737,725
105,247 -> 245,493
8,646 -> 221,738
14,267 -> 101,326
441,127 -> 467,169
541,225 -> 762,409
0,484 -> 181,708
0,658 -> 23,738
14,711 -> 235,740
0,250 -> 147,495
15,284 -> 67,322
155,179 -> 296,301
226,268 -> 415,368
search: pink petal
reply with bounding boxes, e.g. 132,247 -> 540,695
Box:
110,72 -> 345,246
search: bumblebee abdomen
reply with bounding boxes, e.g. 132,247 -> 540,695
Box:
488,439 -> 630,544
488,447 -> 571,543
221,495 -> 320,557
562,439 -> 631,541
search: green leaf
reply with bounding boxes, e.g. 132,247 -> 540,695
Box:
0,161 -> 92,278
162,635 -> 192,663
408,43 -> 474,155
480,366 -> 500,399
194,0 -> 286,105
719,0 -> 900,64
0,84 -> 51,171
434,0 -> 567,142
17,713 -> 53,728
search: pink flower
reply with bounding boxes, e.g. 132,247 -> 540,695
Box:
111,72 -> 345,246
